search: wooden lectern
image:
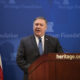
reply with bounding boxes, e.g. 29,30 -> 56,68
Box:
28,53 -> 80,80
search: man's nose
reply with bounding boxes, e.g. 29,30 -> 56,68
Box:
37,24 -> 41,28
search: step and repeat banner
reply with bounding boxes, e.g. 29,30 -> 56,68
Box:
0,0 -> 80,80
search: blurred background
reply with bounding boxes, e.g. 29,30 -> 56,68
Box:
0,0 -> 80,80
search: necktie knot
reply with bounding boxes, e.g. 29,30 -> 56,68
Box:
38,37 -> 41,42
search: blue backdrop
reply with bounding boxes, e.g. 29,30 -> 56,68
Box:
0,0 -> 80,80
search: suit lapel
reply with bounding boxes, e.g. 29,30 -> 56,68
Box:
44,35 -> 49,54
31,35 -> 40,54
31,35 -> 49,55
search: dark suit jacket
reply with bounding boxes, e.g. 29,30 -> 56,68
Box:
16,35 -> 63,80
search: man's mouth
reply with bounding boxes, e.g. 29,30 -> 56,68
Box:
35,29 -> 41,32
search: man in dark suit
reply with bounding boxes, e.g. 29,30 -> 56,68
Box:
16,17 -> 63,80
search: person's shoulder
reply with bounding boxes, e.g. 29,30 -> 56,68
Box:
45,35 -> 59,44
21,35 -> 33,41
45,35 -> 58,40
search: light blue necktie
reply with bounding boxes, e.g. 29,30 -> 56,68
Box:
38,37 -> 43,55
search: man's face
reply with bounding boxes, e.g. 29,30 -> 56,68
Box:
33,19 -> 47,37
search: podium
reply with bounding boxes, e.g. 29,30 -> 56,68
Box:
28,53 -> 80,80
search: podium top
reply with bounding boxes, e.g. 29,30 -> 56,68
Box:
28,53 -> 80,74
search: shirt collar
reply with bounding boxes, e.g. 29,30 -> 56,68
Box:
35,35 -> 45,40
